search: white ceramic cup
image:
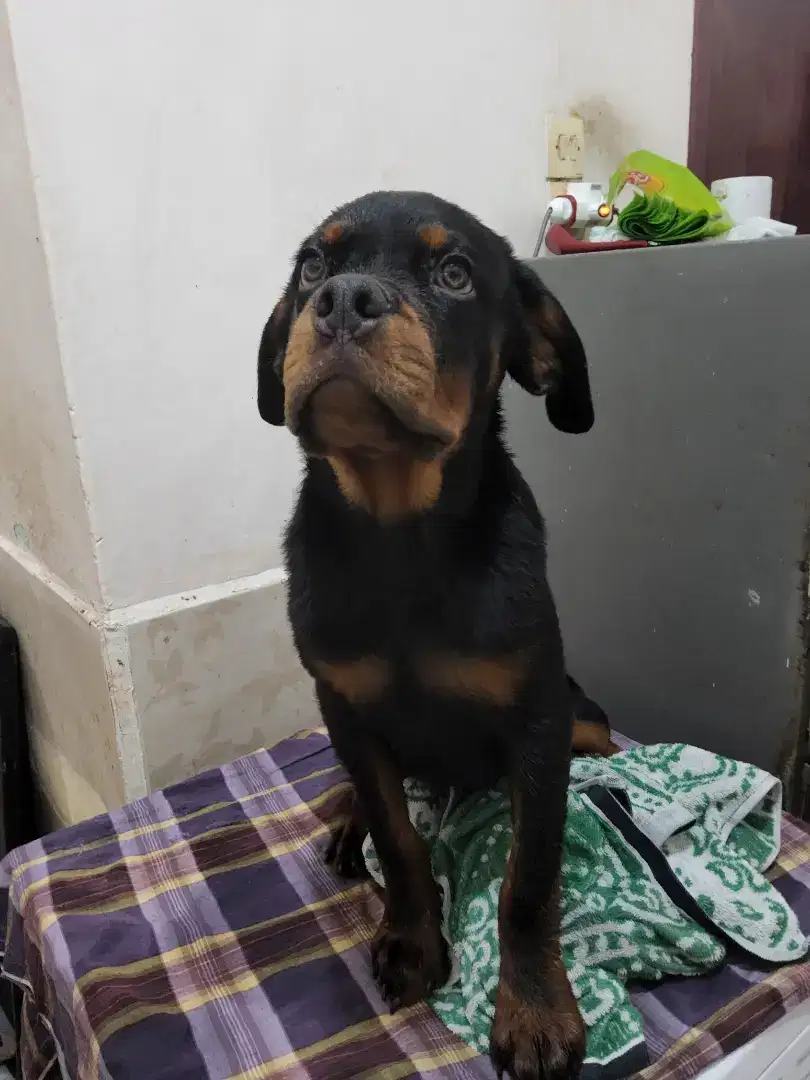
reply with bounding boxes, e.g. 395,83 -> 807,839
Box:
710,176 -> 773,225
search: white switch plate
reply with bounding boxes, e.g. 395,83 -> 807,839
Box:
547,115 -> 584,181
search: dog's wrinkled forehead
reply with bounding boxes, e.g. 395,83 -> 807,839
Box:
303,191 -> 511,297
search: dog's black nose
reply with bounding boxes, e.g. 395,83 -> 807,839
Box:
314,274 -> 392,341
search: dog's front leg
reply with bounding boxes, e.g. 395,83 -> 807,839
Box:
491,679 -> 585,1080
325,786 -> 369,880
319,684 -> 449,1010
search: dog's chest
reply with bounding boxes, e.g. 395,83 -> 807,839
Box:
291,560 -> 532,787
389,687 -> 512,785
292,530 -> 528,656
296,566 -> 522,688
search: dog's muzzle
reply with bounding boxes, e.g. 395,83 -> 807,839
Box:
295,370 -> 453,460
303,376 -> 404,456
284,278 -> 457,457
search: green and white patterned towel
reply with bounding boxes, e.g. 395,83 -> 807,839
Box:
363,745 -> 809,1080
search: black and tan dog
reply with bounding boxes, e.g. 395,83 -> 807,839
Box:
257,191 -> 612,1080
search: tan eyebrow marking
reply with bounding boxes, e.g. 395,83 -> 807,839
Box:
419,224 -> 448,250
322,221 -> 347,244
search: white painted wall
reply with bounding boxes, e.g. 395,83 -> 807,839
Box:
8,0 -> 569,609
558,1 -> 695,187
8,0 -> 694,610
1,0 -> 696,816
0,0 -> 99,603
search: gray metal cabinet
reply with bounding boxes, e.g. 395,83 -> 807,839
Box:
507,239 -> 810,797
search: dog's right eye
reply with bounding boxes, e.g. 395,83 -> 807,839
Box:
300,253 -> 326,286
435,256 -> 473,296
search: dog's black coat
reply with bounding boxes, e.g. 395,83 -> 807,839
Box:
257,192 -> 603,1080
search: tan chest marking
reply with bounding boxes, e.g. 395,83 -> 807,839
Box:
416,652 -> 528,706
326,454 -> 444,520
313,656 -> 391,704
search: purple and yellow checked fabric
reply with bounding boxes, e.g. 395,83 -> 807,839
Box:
1,728 -> 810,1080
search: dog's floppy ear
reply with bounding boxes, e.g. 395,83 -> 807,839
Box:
506,261 -> 594,434
257,285 -> 295,426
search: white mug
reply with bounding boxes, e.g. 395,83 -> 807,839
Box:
710,176 -> 773,225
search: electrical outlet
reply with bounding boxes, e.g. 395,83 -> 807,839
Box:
547,115 -> 585,181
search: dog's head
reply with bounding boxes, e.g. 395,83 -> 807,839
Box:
258,191 -> 593,515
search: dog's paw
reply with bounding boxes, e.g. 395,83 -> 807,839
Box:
324,818 -> 369,880
371,916 -> 450,1012
490,979 -> 585,1080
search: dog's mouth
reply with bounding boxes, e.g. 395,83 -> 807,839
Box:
283,306 -> 462,459
282,301 -> 471,460
295,375 -> 452,460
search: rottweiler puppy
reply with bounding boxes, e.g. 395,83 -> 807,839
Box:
257,191 -> 608,1079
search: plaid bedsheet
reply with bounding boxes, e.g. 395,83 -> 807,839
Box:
2,728 -> 810,1080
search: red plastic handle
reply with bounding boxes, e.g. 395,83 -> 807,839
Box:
545,224 -> 649,255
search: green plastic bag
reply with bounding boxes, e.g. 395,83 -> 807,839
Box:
608,150 -> 732,244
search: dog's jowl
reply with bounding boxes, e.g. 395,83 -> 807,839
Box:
257,191 -> 607,1080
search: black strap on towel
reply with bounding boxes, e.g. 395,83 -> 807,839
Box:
585,785 -> 724,940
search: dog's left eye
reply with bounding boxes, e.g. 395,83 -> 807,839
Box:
300,253 -> 326,286
436,257 -> 472,294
